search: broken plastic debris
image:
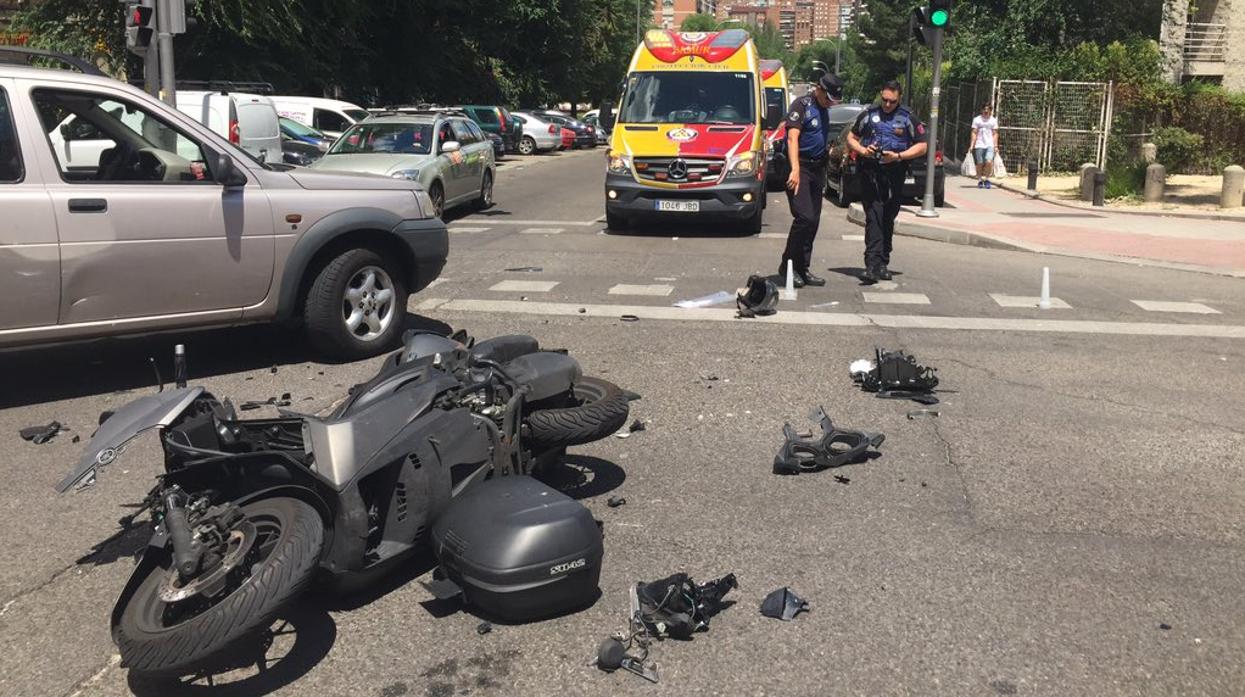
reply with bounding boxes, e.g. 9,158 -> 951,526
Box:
774,407 -> 884,475
674,291 -> 734,309
20,421 -> 65,445
760,587 -> 810,621
629,420 -> 646,432
613,430 -> 631,439
1159,623 -> 1172,631
477,622 -> 493,635
620,314 -> 639,322
852,347 -> 939,404
607,496 -> 627,508
906,409 -> 940,419
849,358 -> 876,376
834,475 -> 850,484
504,266 -> 542,273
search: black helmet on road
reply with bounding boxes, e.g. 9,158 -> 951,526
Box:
737,275 -> 778,318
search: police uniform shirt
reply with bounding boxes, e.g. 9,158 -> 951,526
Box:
851,105 -> 927,165
784,95 -> 830,161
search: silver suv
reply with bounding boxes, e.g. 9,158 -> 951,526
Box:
0,62 -> 447,359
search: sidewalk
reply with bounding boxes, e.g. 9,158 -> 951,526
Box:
847,175 -> 1245,277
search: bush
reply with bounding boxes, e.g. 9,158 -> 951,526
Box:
1104,160 -> 1147,200
1150,126 -> 1203,173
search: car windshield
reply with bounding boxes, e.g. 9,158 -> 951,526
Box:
620,71 -> 755,125
328,123 -> 433,155
344,108 -> 370,122
280,117 -> 326,139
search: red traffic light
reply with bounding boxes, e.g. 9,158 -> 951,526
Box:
129,6 -> 154,28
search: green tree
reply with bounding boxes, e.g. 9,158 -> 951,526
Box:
680,13 -> 719,32
747,20 -> 791,64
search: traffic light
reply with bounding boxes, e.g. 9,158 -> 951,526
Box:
125,0 -> 157,55
912,0 -> 951,46
928,0 -> 951,29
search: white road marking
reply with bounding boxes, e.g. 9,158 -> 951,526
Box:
990,293 -> 1072,309
415,298 -> 1245,339
655,277 -> 678,281
1131,300 -> 1221,314
487,280 -> 560,293
841,234 -> 865,241
520,227 -> 565,234
759,232 -> 787,239
871,280 -> 900,291
608,284 -> 674,297
449,226 -> 491,233
456,218 -> 603,227
863,292 -> 930,305
426,278 -> 450,288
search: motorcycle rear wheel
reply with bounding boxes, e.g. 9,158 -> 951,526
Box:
114,497 -> 323,677
527,376 -> 631,448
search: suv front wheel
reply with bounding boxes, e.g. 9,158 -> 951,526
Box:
304,248 -> 408,359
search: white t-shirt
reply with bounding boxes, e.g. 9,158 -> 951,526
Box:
972,115 -> 998,149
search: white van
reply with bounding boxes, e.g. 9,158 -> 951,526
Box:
174,90 -> 282,164
271,96 -> 370,138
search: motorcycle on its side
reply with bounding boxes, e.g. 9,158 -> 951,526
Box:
56,332 -> 632,677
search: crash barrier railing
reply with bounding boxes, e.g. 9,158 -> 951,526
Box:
935,78 -> 1114,174
1184,23 -> 1228,63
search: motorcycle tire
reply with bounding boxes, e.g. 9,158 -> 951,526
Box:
113,497 -> 323,678
526,377 -> 630,448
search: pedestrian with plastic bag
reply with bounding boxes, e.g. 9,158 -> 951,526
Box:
970,103 -> 999,188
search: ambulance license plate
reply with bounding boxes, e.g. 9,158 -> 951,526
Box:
656,200 -> 699,212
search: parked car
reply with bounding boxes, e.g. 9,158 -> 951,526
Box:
825,109 -> 945,208
559,127 -> 575,150
279,116 -> 333,151
510,111 -> 562,155
532,110 -> 596,148
174,90 -> 284,165
0,59 -> 447,358
456,105 -> 523,153
310,113 -> 495,219
580,112 -> 609,145
271,96 -> 370,138
281,135 -> 324,166
487,132 -> 505,160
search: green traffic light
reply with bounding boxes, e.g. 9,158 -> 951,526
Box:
930,8 -> 949,26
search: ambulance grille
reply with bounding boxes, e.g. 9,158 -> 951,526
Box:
633,156 -> 724,183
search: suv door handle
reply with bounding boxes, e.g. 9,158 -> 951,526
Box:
68,198 -> 108,213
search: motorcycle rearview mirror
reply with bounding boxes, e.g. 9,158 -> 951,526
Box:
600,101 -> 615,131
763,103 -> 782,131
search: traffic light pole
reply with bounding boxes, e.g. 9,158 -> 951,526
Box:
916,27 -> 943,218
156,0 -> 176,105
143,43 -> 160,98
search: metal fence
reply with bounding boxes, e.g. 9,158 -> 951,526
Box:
1184,22 -> 1228,62
935,78 -> 1114,174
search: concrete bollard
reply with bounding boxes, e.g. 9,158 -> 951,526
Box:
1079,163 -> 1098,201
1222,165 -> 1245,209
1141,142 -> 1157,163
1026,157 -> 1039,192
1143,163 -> 1166,202
1092,171 -> 1106,207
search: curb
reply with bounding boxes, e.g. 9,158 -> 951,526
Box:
844,203 -> 1245,279
991,179 -> 1245,223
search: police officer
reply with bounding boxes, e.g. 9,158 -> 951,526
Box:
779,73 -> 843,288
846,80 -> 927,282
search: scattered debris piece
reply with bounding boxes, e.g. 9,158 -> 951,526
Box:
240,396 -> 293,410
920,481 -> 928,488
1159,623 -> 1172,631
809,301 -> 840,309
636,572 -> 737,638
477,622 -> 493,635
239,402 -> 263,411
774,407 -> 884,475
71,435 -> 81,444
673,291 -> 734,309
504,266 -> 543,273
699,374 -> 720,382
834,475 -> 851,485
906,409 -> 941,419
270,365 -> 278,374
760,587 -> 810,621
596,635 -> 659,683
20,421 -> 65,445
607,496 -> 627,508
520,295 -> 528,301
613,430 -> 631,439
736,275 -> 778,318
578,308 -> 586,314
628,419 -> 646,433
851,348 -> 940,404
620,314 -> 639,322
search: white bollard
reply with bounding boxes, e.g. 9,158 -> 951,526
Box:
781,259 -> 797,300
1038,267 -> 1052,310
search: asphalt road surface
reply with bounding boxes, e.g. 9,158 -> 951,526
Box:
3,148 -> 1244,697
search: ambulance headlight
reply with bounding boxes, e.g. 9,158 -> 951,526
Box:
726,151 -> 758,177
607,150 -> 632,175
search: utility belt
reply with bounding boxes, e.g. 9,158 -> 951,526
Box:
798,154 -> 827,167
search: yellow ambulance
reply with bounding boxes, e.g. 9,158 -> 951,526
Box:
760,59 -> 791,188
601,29 -> 781,234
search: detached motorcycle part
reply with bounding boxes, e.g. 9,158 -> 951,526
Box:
736,275 -> 779,318
760,587 -> 810,621
431,477 -> 603,622
852,347 -> 939,396
112,497 -> 324,677
597,636 -> 660,683
634,572 -> 738,638
773,407 -> 884,475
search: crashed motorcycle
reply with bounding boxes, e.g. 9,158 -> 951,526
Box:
56,332 -> 632,677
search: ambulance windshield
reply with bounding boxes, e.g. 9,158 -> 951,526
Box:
619,72 -> 755,125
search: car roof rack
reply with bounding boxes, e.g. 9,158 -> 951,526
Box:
376,105 -> 469,118
177,80 -> 276,95
0,47 -> 106,76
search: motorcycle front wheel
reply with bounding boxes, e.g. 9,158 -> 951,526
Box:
113,497 -> 323,677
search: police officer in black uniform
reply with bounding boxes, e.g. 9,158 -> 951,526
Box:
779,73 -> 843,288
846,80 -> 927,282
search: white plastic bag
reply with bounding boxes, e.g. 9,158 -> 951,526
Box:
961,154 -> 976,177
993,153 -> 1008,177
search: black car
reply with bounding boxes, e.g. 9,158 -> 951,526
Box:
487,132 -> 505,160
281,136 -> 325,166
825,112 -> 945,208
532,110 -> 596,149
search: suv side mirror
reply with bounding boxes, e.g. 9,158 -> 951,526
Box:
600,101 -> 615,131
763,103 -> 782,131
440,140 -> 461,154
208,148 -> 247,187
